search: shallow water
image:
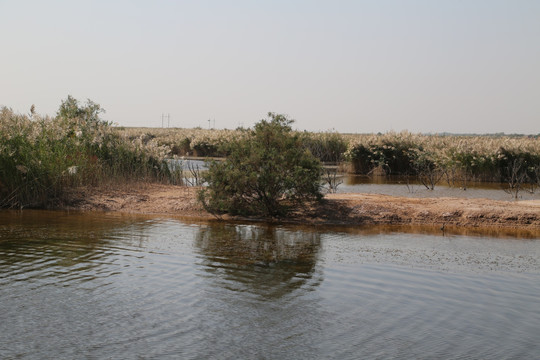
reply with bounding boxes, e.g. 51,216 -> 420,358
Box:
337,175 -> 540,201
170,159 -> 540,201
173,158 -> 208,170
1,211 -> 539,359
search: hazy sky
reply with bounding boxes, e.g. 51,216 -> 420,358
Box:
1,0 -> 539,134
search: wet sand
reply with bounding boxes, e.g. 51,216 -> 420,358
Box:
57,183 -> 540,231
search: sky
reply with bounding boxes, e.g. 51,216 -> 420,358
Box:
1,0 -> 539,134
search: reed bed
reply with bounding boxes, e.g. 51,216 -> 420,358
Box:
121,128 -> 539,169
0,106 -> 175,209
120,127 -> 349,161
343,131 -> 540,183
120,127 -> 540,192
3,99 -> 537,209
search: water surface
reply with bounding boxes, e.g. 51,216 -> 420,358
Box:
338,175 -> 540,201
1,211 -> 539,359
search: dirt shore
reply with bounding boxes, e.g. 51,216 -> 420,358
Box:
58,183 -> 540,232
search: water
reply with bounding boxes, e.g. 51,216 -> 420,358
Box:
166,160 -> 540,201
337,175 -> 540,201
167,158 -> 208,171
1,211 -> 539,359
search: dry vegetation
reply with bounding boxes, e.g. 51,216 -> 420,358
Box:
120,127 -> 540,166
120,126 -> 540,194
2,98 -> 539,214
0,99 -> 178,209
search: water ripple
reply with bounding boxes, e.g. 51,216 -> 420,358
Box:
1,212 -> 539,359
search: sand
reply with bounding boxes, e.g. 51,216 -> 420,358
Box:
58,183 -> 540,231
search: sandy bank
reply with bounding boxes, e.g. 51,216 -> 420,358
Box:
56,183 -> 540,231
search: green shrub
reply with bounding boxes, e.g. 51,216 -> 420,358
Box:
192,142 -> 221,157
347,141 -> 418,175
198,113 -> 323,217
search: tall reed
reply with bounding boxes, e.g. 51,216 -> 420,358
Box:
0,98 -> 173,208
119,127 -> 540,188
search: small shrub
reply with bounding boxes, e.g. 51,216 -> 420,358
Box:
410,149 -> 444,190
198,113 -> 323,217
496,148 -> 540,198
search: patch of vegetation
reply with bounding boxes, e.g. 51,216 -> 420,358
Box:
301,131 -> 348,163
197,113 -> 323,217
122,126 -> 540,193
497,148 -> 540,198
0,96 -> 174,208
344,132 -> 540,191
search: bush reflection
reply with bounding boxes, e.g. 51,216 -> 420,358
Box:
194,223 -> 323,298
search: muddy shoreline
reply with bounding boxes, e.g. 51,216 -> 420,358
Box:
50,183 -> 540,233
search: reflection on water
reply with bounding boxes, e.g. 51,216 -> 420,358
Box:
194,223 -> 322,299
340,175 -> 540,201
1,210 -> 539,359
167,158 -> 208,170
323,222 -> 540,240
0,210 -> 151,287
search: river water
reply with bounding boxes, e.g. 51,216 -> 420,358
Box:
1,211 -> 539,359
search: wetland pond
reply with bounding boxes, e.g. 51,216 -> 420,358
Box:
173,159 -> 540,201
1,210 -> 539,359
338,175 -> 540,201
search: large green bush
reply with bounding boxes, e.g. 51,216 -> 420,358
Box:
198,113 -> 323,217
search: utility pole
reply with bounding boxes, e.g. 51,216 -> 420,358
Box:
162,113 -> 170,128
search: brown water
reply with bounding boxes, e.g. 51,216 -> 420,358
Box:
1,210 -> 539,359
